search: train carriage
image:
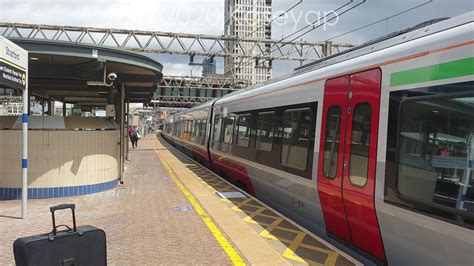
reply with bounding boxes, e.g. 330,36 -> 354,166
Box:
163,101 -> 214,167
161,12 -> 474,265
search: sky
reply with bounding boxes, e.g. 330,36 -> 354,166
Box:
0,0 -> 472,78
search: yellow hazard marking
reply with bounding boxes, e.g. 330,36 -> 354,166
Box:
153,145 -> 246,266
226,196 -> 341,265
259,217 -> 284,240
282,232 -> 307,263
156,136 -> 346,266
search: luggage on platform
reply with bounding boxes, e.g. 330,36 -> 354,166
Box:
13,204 -> 107,266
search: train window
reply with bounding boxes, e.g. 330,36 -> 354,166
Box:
185,121 -> 188,138
184,121 -> 188,137
197,120 -> 202,138
186,120 -> 192,139
237,114 -> 251,147
281,108 -> 312,170
397,96 -> 474,214
194,120 -> 199,138
213,117 -> 223,148
323,106 -> 342,178
200,119 -> 207,144
182,121 -> 185,137
349,103 -> 371,187
256,111 -> 276,151
190,121 -> 195,141
223,116 -> 235,144
189,122 -> 192,136
196,121 -> 200,142
193,120 -> 198,142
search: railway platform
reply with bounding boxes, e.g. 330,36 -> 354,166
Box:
0,134 -> 360,265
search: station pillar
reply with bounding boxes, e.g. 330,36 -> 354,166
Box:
41,97 -> 45,116
119,83 -> 125,184
47,99 -> 53,116
125,98 -> 130,161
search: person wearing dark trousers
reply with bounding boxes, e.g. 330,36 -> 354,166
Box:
131,125 -> 139,149
128,126 -> 138,149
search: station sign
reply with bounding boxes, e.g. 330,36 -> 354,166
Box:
0,36 -> 28,90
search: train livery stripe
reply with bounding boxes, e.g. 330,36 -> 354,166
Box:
154,146 -> 246,266
390,57 -> 474,86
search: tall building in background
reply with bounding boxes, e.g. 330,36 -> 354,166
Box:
202,57 -> 217,77
224,0 -> 272,85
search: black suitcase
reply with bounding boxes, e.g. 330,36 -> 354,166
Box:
13,204 -> 107,266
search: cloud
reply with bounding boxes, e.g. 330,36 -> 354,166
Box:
0,0 -> 225,34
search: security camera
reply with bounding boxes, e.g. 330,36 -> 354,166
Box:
107,72 -> 117,81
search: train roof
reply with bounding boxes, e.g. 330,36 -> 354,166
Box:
166,11 -> 473,119
171,98 -> 215,118
213,11 -> 473,105
293,17 -> 450,72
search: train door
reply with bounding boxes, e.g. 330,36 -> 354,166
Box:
317,69 -> 385,261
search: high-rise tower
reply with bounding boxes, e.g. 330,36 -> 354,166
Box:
224,0 -> 272,85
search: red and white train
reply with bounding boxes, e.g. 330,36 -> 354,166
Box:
162,12 -> 474,265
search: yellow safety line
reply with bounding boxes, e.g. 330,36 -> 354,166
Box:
153,143 -> 246,266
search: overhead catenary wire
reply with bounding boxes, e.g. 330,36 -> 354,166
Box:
245,0 -> 365,72
284,0 -> 434,60
279,0 -> 366,49
230,0 -> 305,75
234,0 -> 366,75
278,0 -> 356,44
232,0 -> 361,77
238,0 -> 434,77
324,0 -> 433,42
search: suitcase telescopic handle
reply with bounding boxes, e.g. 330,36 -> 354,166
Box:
50,204 -> 77,237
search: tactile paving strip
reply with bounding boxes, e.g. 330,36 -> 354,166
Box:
161,139 -> 355,266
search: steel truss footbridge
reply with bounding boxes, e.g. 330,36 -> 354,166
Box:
0,23 -> 353,107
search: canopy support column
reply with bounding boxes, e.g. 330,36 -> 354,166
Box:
119,83 -> 125,184
21,68 -> 29,219
126,98 -> 130,161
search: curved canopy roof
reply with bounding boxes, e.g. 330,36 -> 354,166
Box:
10,38 -> 163,105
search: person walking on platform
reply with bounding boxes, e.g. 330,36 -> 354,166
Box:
130,126 -> 139,149
128,125 -> 134,147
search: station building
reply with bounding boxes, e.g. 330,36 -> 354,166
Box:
0,38 -> 163,200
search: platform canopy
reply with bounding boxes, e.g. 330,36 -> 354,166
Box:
9,38 -> 163,105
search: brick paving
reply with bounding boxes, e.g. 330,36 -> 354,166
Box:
0,136 -> 232,265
